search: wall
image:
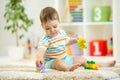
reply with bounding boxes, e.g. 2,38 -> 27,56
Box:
0,0 -> 56,56
113,0 -> 120,61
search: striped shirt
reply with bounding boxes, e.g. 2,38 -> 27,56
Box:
38,30 -> 70,59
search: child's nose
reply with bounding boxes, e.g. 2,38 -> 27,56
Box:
51,28 -> 55,33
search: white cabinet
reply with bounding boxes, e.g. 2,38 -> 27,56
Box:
55,0 -> 120,59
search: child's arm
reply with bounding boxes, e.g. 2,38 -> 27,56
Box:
66,35 -> 83,46
66,37 -> 78,46
36,48 -> 45,67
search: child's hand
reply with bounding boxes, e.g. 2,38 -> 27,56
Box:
77,35 -> 83,40
36,57 -> 44,67
75,35 -> 83,42
36,49 -> 45,67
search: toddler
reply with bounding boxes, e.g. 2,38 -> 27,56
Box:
36,7 -> 116,71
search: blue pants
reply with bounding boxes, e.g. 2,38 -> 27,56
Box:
44,55 -> 74,69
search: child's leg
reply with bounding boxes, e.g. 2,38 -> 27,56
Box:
95,60 -> 116,67
52,59 -> 80,71
73,56 -> 116,67
73,56 -> 87,66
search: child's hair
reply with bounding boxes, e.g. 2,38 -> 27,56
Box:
40,7 -> 59,23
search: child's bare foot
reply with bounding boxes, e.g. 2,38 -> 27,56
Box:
108,60 -> 116,67
68,63 -> 80,71
99,60 -> 116,67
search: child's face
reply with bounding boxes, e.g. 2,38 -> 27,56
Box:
42,20 -> 60,38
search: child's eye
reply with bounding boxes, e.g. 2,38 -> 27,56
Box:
53,26 -> 57,28
46,28 -> 50,30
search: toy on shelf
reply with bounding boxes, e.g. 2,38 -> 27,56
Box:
77,38 -> 87,50
108,37 -> 113,56
35,64 -> 46,73
68,0 -> 83,22
90,40 -> 107,56
84,60 -> 99,70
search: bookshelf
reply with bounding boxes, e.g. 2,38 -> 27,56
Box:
55,0 -> 120,60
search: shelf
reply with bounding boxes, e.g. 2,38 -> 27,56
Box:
60,22 -> 113,26
86,22 -> 113,25
57,0 -> 114,57
60,22 -> 83,26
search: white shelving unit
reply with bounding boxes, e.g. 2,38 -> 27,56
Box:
55,0 -> 120,60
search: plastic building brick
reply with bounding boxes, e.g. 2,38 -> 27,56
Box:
35,64 -> 46,73
77,38 -> 87,50
84,60 -> 99,70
